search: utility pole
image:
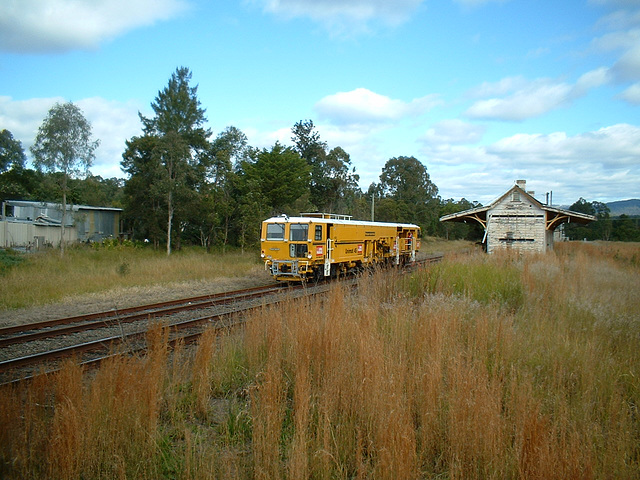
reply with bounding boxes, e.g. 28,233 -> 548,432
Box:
371,193 -> 375,221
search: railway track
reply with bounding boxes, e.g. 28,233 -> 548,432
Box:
0,254 -> 443,385
0,283 -> 302,384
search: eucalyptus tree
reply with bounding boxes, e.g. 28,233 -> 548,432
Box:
0,129 -> 26,172
31,102 -> 99,255
378,156 -> 440,233
200,126 -> 250,249
0,129 -> 28,202
128,66 -> 211,255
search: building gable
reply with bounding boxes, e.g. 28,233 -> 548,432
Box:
439,180 -> 596,254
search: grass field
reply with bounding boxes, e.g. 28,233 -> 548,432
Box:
0,244 -> 264,310
1,241 -> 638,479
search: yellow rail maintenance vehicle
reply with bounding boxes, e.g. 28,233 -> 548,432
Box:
261,213 -> 420,282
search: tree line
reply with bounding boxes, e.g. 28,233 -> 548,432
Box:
565,198 -> 640,242
1,67 -> 636,252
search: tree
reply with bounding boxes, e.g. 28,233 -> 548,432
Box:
242,142 -> 310,214
132,66 -> 211,255
198,126 -> 250,250
122,135 -> 166,247
291,119 -> 359,213
378,156 -> 440,233
612,215 -> 640,242
291,119 -> 326,165
0,129 -> 29,202
31,102 -> 99,255
0,129 -> 26,173
438,198 -> 483,240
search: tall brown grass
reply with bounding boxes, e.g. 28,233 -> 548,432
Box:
1,241 -> 638,478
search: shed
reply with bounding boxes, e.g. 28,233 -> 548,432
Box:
1,200 -> 122,248
439,180 -> 596,254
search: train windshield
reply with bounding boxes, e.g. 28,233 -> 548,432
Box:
289,224 -> 309,241
266,223 -> 285,240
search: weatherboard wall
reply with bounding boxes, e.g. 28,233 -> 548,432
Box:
486,193 -> 548,254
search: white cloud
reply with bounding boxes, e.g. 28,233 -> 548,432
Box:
574,67 -> 612,94
487,124 -> 640,169
464,69 -> 611,121
590,28 -> 640,52
0,96 -> 145,178
427,123 -> 640,204
75,97 -> 145,177
421,119 -> 486,145
0,96 -> 64,141
612,44 -> 640,81
619,82 -> 640,103
465,81 -> 573,121
315,88 -> 441,125
466,76 -> 528,98
0,0 -> 188,53
255,0 -> 423,34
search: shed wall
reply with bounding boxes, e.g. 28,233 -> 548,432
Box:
486,197 -> 547,254
1,221 -> 78,249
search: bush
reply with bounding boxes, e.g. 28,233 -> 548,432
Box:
0,248 -> 27,275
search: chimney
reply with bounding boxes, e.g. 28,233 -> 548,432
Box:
516,179 -> 526,189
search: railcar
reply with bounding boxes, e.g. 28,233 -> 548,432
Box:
261,213 -> 420,282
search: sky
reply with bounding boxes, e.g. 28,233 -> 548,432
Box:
1,0 -> 639,206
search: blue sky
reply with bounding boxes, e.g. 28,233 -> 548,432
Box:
1,0 -> 639,205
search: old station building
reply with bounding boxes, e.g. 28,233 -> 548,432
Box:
440,180 -> 596,254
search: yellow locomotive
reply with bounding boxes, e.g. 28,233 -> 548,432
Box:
261,213 -> 420,282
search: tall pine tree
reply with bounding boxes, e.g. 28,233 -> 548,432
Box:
124,67 -> 211,254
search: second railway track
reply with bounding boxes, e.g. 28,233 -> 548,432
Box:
0,282 -> 302,383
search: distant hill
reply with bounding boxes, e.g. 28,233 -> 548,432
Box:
607,199 -> 640,217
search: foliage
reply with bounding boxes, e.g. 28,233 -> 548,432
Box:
0,248 -> 26,275
0,129 -> 26,173
373,156 -> 440,234
31,102 -> 99,179
565,197 -> 639,242
438,197 -> 484,240
126,66 -> 211,255
291,119 -> 360,213
240,141 -> 311,214
30,102 -> 100,256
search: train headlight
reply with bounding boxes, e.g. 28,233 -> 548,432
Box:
307,254 -> 313,259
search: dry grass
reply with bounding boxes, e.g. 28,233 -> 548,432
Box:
1,241 -> 638,479
0,246 -> 263,310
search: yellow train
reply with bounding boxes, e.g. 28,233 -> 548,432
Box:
261,213 -> 420,282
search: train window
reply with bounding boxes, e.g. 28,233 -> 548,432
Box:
315,225 -> 323,241
290,243 -> 308,258
289,224 -> 308,242
266,223 -> 285,240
